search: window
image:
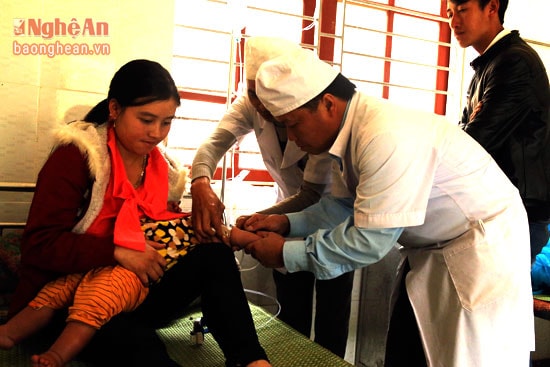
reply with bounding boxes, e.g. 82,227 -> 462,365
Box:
337,1 -> 450,113
168,0 -> 454,181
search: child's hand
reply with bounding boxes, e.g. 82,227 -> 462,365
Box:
167,201 -> 183,213
229,227 -> 262,252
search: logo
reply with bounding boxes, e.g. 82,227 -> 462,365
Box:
11,18 -> 109,39
13,18 -> 25,36
12,18 -> 111,57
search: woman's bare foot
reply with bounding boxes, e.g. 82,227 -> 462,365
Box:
0,329 -> 16,349
31,350 -> 65,367
246,360 -> 271,367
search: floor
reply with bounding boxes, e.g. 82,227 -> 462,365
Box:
236,254 -> 360,365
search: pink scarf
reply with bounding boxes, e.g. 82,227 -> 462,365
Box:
87,126 -> 182,251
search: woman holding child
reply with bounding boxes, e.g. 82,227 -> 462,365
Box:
0,59 -> 270,367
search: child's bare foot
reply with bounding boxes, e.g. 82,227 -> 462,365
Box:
246,360 -> 271,367
0,330 -> 16,349
31,350 -> 64,367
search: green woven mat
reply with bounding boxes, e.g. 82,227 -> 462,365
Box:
0,303 -> 353,367
534,294 -> 550,302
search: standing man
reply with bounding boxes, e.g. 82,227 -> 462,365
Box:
447,0 -> 550,262
190,36 -> 354,358
236,48 -> 534,366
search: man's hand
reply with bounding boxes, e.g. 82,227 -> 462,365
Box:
190,177 -> 226,243
240,231 -> 286,268
236,213 -> 290,236
234,214 -> 253,229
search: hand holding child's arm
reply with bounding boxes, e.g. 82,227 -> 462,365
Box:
229,226 -> 262,252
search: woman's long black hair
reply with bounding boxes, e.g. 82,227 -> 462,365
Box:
83,59 -> 180,124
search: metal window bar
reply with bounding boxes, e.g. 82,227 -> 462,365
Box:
170,0 -> 461,195
171,0 -> 323,199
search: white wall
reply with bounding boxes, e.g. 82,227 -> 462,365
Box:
0,0 -> 176,223
507,0 -> 550,72
506,0 -> 550,44
0,0 -> 176,184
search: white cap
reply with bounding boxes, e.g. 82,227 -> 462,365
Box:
255,47 -> 339,117
244,36 -> 302,80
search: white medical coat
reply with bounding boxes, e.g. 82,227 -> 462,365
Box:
219,95 -> 332,201
314,92 -> 534,366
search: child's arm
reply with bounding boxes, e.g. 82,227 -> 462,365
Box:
167,201 -> 183,213
229,226 -> 262,251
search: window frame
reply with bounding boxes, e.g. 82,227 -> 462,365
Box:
169,0 -> 455,182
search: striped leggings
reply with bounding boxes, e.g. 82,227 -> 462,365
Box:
29,216 -> 197,329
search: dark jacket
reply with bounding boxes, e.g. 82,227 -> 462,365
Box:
460,30 -> 550,222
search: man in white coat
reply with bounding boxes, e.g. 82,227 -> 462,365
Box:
190,36 -> 354,357
235,47 -> 535,366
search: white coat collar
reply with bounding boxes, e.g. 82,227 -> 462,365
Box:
329,93 -> 357,162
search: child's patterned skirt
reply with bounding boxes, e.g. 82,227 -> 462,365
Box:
141,215 -> 199,271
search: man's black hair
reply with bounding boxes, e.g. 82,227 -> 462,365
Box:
448,0 -> 508,24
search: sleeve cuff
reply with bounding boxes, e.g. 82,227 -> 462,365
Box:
190,165 -> 212,181
286,212 -> 308,238
282,239 -> 309,273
